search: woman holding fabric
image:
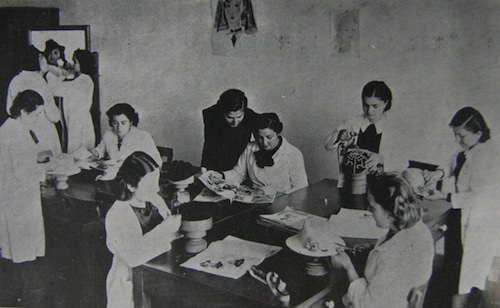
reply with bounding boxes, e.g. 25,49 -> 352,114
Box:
6,45 -> 61,155
221,112 -> 308,195
324,81 -> 407,189
92,103 -> 162,167
330,173 -> 435,308
423,107 -> 500,307
0,90 -> 49,306
105,151 -> 181,308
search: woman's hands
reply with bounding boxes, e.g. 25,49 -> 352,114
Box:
338,129 -> 357,142
366,152 -> 384,175
330,247 -> 360,282
163,214 -> 182,233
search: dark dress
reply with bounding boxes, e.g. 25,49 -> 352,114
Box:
201,105 -> 258,172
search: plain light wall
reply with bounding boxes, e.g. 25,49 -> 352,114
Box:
2,0 -> 499,184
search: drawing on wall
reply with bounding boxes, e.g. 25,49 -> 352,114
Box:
211,0 -> 258,56
331,10 -> 359,56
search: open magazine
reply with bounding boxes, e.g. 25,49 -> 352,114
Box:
195,171 -> 276,204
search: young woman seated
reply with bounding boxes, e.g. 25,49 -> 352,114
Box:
105,151 -> 181,308
218,112 -> 308,195
330,173 -> 434,308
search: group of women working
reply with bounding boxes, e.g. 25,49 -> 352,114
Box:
0,66 -> 497,307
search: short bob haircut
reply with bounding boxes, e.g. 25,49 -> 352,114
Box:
367,172 -> 422,230
113,151 -> 159,201
449,107 -> 491,143
73,49 -> 97,76
361,81 -> 393,112
106,103 -> 139,127
10,90 -> 44,119
255,112 -> 283,134
217,89 -> 248,114
20,45 -> 42,72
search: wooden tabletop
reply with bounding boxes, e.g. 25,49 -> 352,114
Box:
133,179 -> 452,307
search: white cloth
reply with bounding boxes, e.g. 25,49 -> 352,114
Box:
328,114 -> 408,188
6,71 -> 61,154
211,28 -> 259,57
440,141 -> 500,293
50,74 -> 95,153
223,137 -> 308,194
94,126 -> 162,167
105,195 -> 176,308
346,221 -> 434,308
0,119 -> 46,263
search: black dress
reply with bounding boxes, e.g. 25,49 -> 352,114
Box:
201,105 -> 258,172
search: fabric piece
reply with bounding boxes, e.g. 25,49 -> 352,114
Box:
356,124 -> 381,153
131,202 -> 164,235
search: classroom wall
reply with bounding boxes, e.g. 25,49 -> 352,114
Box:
2,0 -> 499,184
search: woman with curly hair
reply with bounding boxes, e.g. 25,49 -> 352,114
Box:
330,173 -> 434,308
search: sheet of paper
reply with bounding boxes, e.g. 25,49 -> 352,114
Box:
180,235 -> 282,279
328,208 -> 387,240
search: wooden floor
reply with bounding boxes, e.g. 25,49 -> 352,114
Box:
0,217 -> 454,308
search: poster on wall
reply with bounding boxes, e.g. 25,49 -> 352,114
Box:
211,0 -> 258,56
28,25 -> 90,66
331,9 -> 360,57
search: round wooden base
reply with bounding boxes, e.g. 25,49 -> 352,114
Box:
305,257 -> 329,276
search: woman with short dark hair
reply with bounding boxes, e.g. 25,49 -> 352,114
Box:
324,81 -> 407,189
201,88 -> 258,171
105,151 -> 181,308
0,90 -> 49,306
92,103 -> 161,169
423,107 -> 499,307
330,173 -> 434,307
222,112 -> 308,194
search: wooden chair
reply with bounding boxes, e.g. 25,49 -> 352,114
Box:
157,146 -> 173,169
408,280 -> 429,308
59,190 -> 102,225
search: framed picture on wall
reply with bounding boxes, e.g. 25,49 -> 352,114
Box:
28,25 -> 90,64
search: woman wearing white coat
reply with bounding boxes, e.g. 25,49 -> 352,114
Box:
0,90 -> 48,306
325,81 -> 407,188
424,107 -> 500,307
50,49 -> 96,153
105,151 -> 181,308
6,45 -> 61,156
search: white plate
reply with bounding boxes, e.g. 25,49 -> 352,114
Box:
286,234 -> 345,257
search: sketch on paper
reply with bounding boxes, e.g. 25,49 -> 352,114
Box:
331,10 -> 359,56
211,0 -> 258,56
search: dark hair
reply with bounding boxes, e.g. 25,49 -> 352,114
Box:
73,49 -> 97,75
449,107 -> 491,143
20,45 -> 41,72
217,89 -> 248,113
256,112 -> 283,134
367,172 -> 422,230
10,90 -> 44,119
42,39 -> 66,60
113,151 -> 159,201
362,81 -> 392,112
214,0 -> 258,34
106,103 -> 139,127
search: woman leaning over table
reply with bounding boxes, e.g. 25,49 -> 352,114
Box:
0,90 -> 49,306
324,81 -> 407,187
423,107 -> 500,307
330,173 -> 434,308
105,151 -> 181,308
91,103 -> 162,167
222,112 -> 308,195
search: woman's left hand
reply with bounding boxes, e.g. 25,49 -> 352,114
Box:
366,152 -> 384,175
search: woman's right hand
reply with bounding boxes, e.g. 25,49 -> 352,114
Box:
163,214 -> 182,233
90,149 -> 99,160
338,129 -> 357,142
423,169 -> 444,188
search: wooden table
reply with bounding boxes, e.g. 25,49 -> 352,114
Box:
133,179 -> 452,307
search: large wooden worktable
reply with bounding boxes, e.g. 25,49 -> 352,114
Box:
132,179 -> 452,308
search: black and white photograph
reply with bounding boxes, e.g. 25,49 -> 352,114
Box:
0,1 -> 499,307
